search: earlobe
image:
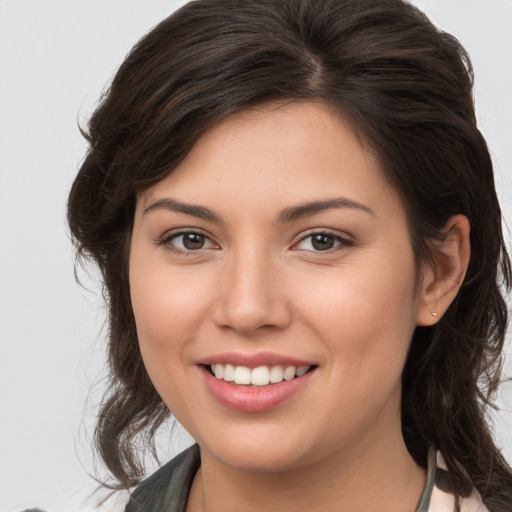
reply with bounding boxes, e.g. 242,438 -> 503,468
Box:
416,215 -> 471,326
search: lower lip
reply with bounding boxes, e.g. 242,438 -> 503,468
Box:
201,367 -> 315,413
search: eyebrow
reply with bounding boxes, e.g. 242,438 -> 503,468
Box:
143,197 -> 223,222
143,196 -> 374,223
277,197 -> 375,223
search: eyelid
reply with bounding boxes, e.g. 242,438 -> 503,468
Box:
291,229 -> 354,252
156,227 -> 353,254
158,227 -> 219,253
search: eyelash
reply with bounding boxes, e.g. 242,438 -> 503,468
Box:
158,228 -> 353,255
158,229 -> 218,255
293,230 -> 354,253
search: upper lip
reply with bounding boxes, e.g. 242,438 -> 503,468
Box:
198,351 -> 316,369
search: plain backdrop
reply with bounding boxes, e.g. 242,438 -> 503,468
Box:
0,1 -> 511,510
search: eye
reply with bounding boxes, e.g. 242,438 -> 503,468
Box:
294,232 -> 351,252
161,230 -> 217,252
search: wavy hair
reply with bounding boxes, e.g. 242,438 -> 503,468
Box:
67,0 -> 512,509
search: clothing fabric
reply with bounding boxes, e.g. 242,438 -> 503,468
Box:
430,451 -> 489,512
124,445 -> 488,512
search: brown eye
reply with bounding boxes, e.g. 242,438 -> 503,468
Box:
311,234 -> 335,251
294,231 -> 352,252
182,233 -> 206,250
162,231 -> 216,252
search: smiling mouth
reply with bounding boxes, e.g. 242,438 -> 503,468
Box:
205,364 -> 316,386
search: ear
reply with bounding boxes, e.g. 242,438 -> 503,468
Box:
416,215 -> 471,326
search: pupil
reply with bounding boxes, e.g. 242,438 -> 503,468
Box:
183,233 -> 205,250
312,234 -> 334,250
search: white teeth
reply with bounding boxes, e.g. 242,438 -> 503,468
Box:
296,365 -> 309,377
213,364 -> 223,379
223,364 -> 235,381
283,366 -> 296,381
251,366 -> 270,386
210,364 -> 312,386
233,366 -> 251,385
269,365 -> 284,383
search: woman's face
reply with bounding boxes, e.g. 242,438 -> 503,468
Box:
129,102 -> 429,472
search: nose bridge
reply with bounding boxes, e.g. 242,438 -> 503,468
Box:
212,241 -> 290,333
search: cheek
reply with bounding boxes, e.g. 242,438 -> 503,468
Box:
128,255 -> 216,416
129,250 -> 212,359
293,247 -> 419,376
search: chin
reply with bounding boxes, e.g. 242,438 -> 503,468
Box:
213,445 -> 309,474
194,426 -> 314,473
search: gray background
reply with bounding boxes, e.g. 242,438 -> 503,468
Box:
1,1 -> 511,510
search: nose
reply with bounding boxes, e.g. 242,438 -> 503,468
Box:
211,248 -> 292,334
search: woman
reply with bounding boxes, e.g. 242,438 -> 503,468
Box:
67,0 -> 512,510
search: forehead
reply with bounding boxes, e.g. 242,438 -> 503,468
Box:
140,101 -> 400,219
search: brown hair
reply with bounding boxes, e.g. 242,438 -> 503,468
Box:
68,0 -> 512,509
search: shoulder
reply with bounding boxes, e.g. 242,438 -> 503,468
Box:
125,444 -> 200,512
428,452 -> 489,512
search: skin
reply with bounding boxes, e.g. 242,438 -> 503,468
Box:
129,102 -> 470,512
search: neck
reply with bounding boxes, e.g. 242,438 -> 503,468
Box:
186,423 -> 426,512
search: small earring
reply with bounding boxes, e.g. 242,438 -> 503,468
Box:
431,312 -> 438,317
